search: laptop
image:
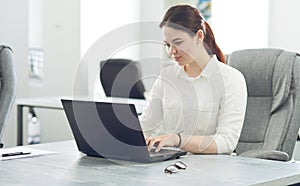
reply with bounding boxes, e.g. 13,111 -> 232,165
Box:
61,99 -> 187,163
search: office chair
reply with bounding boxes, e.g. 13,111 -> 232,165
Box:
100,58 -> 146,99
0,45 -> 16,148
228,48 -> 300,161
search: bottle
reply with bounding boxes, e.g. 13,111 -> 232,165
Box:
27,107 -> 41,144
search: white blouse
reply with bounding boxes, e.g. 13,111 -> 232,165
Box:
140,56 -> 247,154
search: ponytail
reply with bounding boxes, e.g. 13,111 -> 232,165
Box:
203,21 -> 226,64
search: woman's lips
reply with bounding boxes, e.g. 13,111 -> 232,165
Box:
174,56 -> 181,61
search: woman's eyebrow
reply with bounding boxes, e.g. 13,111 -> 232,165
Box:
172,38 -> 183,42
164,38 -> 183,44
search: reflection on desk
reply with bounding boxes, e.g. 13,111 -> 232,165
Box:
15,96 -> 147,146
2,140 -> 300,185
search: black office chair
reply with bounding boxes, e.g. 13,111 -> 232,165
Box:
0,45 -> 16,148
100,59 -> 146,99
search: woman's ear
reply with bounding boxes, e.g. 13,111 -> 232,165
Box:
196,29 -> 204,42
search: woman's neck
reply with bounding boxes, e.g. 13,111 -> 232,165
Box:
184,53 -> 212,78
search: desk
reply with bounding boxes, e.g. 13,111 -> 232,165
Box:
16,97 -> 63,145
16,97 -> 64,146
16,97 -> 147,146
1,140 -> 300,185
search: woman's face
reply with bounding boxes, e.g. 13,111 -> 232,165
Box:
162,26 -> 200,66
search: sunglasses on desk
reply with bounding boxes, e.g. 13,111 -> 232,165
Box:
164,161 -> 187,174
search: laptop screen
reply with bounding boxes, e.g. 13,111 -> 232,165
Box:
61,99 -> 150,161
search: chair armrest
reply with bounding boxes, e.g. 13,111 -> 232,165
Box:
239,149 -> 289,161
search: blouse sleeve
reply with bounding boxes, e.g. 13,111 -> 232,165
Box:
139,77 -> 164,138
213,70 -> 248,154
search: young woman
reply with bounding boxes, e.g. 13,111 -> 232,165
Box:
140,5 -> 247,154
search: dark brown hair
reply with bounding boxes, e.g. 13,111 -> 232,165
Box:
159,5 -> 226,64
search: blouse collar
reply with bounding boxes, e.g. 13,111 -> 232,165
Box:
176,55 -> 221,80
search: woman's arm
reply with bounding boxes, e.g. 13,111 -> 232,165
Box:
180,135 -> 217,153
139,77 -> 164,137
146,134 -> 217,153
213,69 -> 247,153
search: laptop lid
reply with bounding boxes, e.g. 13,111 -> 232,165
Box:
61,99 -> 186,163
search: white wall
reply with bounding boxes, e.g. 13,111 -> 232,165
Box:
80,0 -> 141,58
0,0 -> 29,98
34,0 -> 80,144
138,0 -> 165,91
269,0 -> 300,52
0,0 -> 80,146
80,0 -> 141,97
211,0 -> 269,54
0,0 -> 29,147
212,0 -> 300,54
29,0 -> 43,48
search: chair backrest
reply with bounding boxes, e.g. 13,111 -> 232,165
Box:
0,45 -> 16,146
100,58 -> 145,99
228,48 -> 300,160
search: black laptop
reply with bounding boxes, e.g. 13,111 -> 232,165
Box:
61,99 -> 187,163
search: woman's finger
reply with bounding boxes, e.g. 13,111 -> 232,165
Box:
145,138 -> 151,145
148,138 -> 161,151
155,140 -> 166,152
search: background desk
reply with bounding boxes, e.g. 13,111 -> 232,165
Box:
15,97 -> 147,146
1,140 -> 300,185
16,97 -> 64,146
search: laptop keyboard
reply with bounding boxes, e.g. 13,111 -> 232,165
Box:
149,148 -> 179,157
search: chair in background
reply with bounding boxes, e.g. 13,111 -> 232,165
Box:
228,48 -> 300,161
0,45 -> 16,148
100,58 -> 146,99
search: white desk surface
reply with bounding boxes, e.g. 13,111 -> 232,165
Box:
1,140 -> 300,186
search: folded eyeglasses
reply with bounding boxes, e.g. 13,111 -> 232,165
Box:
164,161 -> 187,174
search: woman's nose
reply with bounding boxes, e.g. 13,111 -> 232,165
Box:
168,45 -> 177,56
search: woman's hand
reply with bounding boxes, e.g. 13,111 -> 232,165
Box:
146,134 -> 218,154
145,134 -> 180,152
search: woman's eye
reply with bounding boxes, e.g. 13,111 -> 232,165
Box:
165,43 -> 170,48
174,41 -> 183,46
